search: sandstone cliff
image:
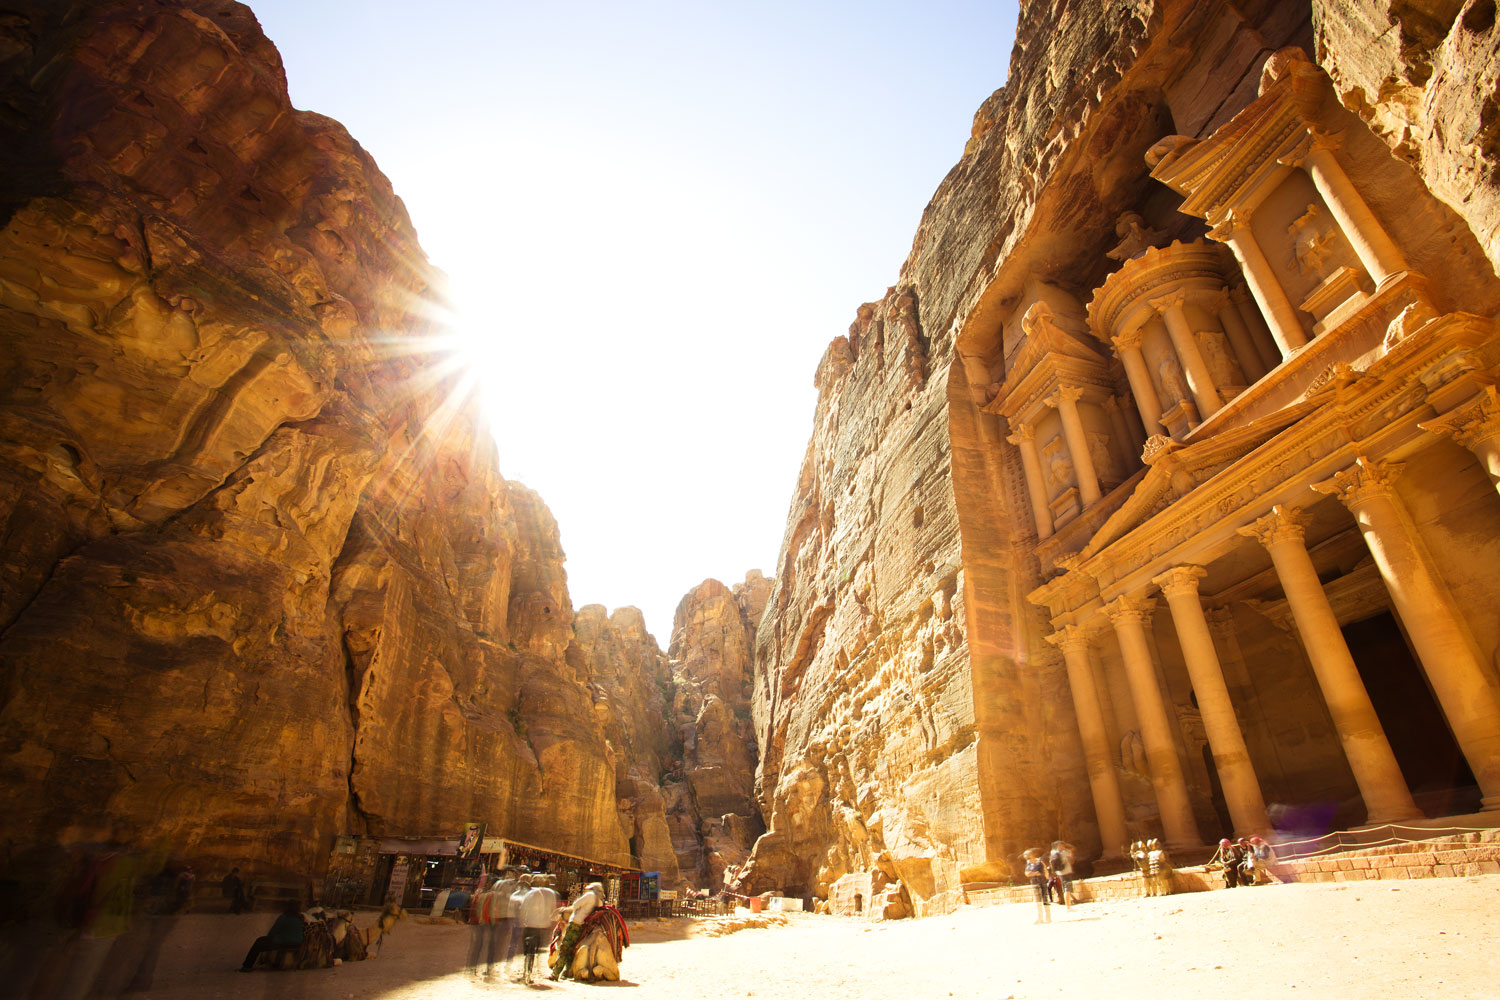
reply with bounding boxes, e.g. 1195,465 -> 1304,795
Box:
0,0 -> 625,886
567,604 -> 682,886
741,0 -> 1346,911
667,572 -> 770,887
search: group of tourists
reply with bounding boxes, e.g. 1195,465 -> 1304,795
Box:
1021,841 -> 1077,923
1129,839 -> 1174,896
467,870 -> 615,983
1210,836 -> 1274,888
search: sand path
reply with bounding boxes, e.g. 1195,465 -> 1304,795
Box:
106,875 -> 1499,999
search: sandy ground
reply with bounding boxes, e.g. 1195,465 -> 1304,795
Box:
62,875 -> 1500,1000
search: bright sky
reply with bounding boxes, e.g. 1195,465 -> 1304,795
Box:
251,1 -> 1018,642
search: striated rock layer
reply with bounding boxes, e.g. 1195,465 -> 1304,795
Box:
0,0 -> 626,886
668,572 -> 770,888
743,0 -> 1500,914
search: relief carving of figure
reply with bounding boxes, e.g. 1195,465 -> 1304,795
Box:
1197,329 -> 1244,390
1086,432 -> 1114,480
1121,730 -> 1148,777
1044,437 -> 1074,489
1288,203 -> 1336,278
1157,354 -> 1189,407
1106,211 -> 1167,262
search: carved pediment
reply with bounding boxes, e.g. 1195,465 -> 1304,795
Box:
1074,404 -> 1308,554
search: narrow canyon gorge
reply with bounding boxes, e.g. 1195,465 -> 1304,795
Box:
4,0 -> 1500,926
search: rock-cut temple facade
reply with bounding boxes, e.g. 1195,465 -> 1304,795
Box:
744,0 -> 1500,915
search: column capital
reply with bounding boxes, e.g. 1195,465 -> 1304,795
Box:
1051,384 -> 1086,407
1101,393 -> 1122,415
1112,326 -> 1145,351
1153,564 -> 1208,599
1207,209 -> 1249,242
1105,593 -> 1157,626
1006,420 -> 1036,445
1311,455 -> 1403,508
1148,289 -> 1188,315
1045,623 -> 1095,655
1237,504 -> 1313,548
1205,286 -> 1234,314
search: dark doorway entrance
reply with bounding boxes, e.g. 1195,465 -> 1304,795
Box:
1200,742 -> 1233,840
1343,611 -> 1480,816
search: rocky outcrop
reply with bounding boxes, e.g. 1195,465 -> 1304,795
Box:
1313,0 -> 1500,267
568,605 -> 681,885
0,0 -> 624,887
668,572 -> 769,888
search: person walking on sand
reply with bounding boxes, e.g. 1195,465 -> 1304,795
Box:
518,875 -> 560,984
1049,841 -> 1077,909
549,881 -> 603,980
1023,849 -> 1051,924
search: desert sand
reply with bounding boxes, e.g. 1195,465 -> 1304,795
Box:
108,876 -> 1498,1000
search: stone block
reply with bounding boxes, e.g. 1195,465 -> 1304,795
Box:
1336,859 -> 1354,871
1350,858 -> 1372,869
1376,867 -> 1404,880
1477,861 -> 1500,875
1432,865 -> 1454,878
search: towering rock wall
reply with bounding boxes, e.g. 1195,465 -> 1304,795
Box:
668,572 -> 769,887
0,0 -> 624,886
568,604 -> 682,885
743,0 -> 1383,911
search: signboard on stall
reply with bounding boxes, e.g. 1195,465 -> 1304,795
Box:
385,859 -> 411,903
458,823 -> 486,860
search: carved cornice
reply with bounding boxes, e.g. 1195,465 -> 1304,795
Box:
1420,385 -> 1500,449
1087,240 -> 1237,340
1236,504 -> 1312,548
1310,455 -> 1402,508
1152,565 -> 1207,599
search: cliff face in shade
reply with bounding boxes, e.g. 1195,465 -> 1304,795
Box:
667,572 -> 770,888
0,0 -> 625,883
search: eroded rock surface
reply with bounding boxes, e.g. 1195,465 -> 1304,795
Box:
0,0 -> 624,885
668,572 -> 769,888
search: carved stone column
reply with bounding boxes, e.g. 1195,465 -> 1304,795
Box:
1113,328 -> 1164,437
1153,566 -> 1271,837
1105,594 -> 1202,848
1238,505 -> 1420,823
1152,291 -> 1222,419
1420,387 -> 1500,498
1208,210 -> 1308,356
1210,287 -> 1268,383
1313,457 -> 1500,808
1007,420 -> 1054,539
1288,129 -> 1409,286
1231,285 -> 1283,372
1048,624 -> 1129,857
1102,395 -> 1139,473
1053,386 -> 1102,506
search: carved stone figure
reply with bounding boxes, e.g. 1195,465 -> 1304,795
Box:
1086,432 -> 1114,480
1106,211 -> 1167,262
1157,354 -> 1189,407
1197,329 -> 1243,389
1288,203 -> 1336,278
1044,437 -> 1074,489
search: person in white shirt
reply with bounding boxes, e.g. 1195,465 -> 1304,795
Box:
517,875 -> 560,982
549,881 -> 604,980
484,868 -> 521,979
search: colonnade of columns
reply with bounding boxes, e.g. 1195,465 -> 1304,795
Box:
1206,125 -> 1410,362
1049,455 -> 1500,854
1109,286 -> 1274,441
1008,385 -> 1113,538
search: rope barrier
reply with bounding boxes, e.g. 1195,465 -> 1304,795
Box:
1268,822 -> 1498,861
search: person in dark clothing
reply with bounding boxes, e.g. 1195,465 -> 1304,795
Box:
239,900 -> 304,971
221,868 -> 248,913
